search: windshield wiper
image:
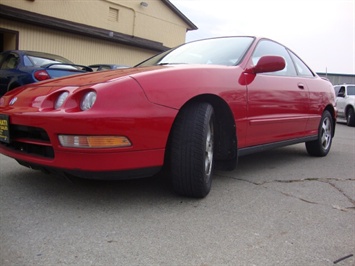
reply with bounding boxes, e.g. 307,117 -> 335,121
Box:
157,62 -> 187,66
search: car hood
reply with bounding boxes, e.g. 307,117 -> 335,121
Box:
26,64 -> 240,86
0,64 -> 241,110
2,64 -> 236,95
0,66 -> 160,98
35,66 -> 163,87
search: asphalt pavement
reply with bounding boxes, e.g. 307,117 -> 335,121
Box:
0,123 -> 354,266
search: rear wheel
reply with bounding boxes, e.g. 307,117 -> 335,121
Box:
306,110 -> 333,157
346,107 -> 355,127
169,102 -> 215,198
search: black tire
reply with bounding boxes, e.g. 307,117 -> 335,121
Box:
305,110 -> 333,157
169,102 -> 215,198
346,107 -> 355,127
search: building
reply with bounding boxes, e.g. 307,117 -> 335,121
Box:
0,0 -> 197,66
317,72 -> 355,86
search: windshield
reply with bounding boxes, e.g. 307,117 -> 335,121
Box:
137,37 -> 255,67
25,55 -> 80,70
23,51 -> 73,67
28,56 -> 64,66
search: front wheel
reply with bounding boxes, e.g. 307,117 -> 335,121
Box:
305,110 -> 333,157
346,107 -> 355,127
168,102 -> 215,198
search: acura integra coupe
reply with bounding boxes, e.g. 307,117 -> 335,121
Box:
0,36 -> 337,198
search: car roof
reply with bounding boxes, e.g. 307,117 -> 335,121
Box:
1,50 -> 73,64
334,84 -> 355,87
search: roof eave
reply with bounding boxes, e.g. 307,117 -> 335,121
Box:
0,4 -> 170,52
161,0 -> 198,31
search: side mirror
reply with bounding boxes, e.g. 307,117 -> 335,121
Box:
246,55 -> 286,74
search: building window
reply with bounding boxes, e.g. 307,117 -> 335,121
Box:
109,7 -> 119,22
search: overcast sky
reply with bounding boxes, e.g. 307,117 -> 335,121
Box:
169,0 -> 355,74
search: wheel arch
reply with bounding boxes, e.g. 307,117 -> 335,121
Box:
165,94 -> 238,170
344,104 -> 355,126
344,104 -> 354,116
324,104 -> 336,137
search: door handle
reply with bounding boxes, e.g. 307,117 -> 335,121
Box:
298,83 -> 305,89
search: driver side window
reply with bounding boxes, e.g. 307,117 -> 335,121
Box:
252,40 -> 297,77
338,86 -> 346,97
1,54 -> 19,70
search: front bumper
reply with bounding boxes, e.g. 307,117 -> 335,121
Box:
0,108 -> 175,179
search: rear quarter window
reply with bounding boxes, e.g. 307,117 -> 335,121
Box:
289,51 -> 314,78
23,55 -> 34,67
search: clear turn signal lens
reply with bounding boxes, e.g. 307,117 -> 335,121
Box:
58,135 -> 131,148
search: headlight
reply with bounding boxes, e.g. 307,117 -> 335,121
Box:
55,91 -> 69,109
80,91 -> 96,111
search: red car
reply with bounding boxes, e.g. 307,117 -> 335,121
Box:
0,36 -> 336,198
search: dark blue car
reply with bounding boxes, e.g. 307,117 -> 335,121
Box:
0,50 -> 92,96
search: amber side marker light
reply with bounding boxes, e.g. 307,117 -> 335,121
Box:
58,135 -> 131,148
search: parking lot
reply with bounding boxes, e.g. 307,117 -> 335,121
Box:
0,123 -> 354,266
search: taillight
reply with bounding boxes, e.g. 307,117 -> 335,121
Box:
34,70 -> 50,81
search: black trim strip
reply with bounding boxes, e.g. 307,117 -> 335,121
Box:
238,135 -> 318,156
16,159 -> 162,180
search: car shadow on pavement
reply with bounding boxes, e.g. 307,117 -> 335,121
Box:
2,163 -> 183,208
2,144 -> 311,205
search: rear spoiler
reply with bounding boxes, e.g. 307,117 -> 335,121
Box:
41,63 -> 93,72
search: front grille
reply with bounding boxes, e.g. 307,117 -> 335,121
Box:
0,124 -> 54,158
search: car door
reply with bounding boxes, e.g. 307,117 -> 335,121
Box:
245,39 -> 309,146
288,50 -> 332,133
